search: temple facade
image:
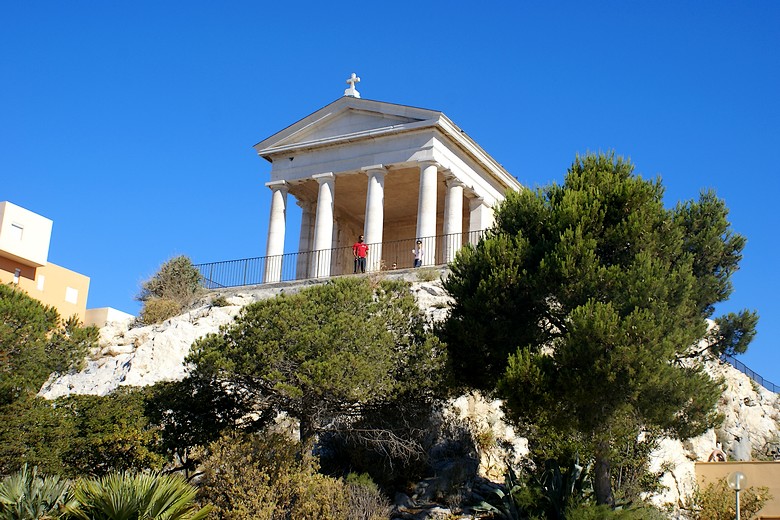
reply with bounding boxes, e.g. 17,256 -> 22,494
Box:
254,77 -> 522,282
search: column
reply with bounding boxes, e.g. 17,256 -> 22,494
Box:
363,165 -> 386,271
443,176 -> 464,263
311,172 -> 335,278
415,161 -> 438,266
469,197 -> 494,245
295,200 -> 315,279
331,217 -> 341,275
263,180 -> 288,283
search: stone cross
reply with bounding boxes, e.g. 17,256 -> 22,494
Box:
344,72 -> 361,98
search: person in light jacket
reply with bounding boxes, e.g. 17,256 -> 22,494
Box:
412,240 -> 424,268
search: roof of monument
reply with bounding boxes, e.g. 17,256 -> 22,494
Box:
254,96 -> 522,192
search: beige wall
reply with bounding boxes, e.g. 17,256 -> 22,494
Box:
696,461 -> 780,518
0,257 -> 90,322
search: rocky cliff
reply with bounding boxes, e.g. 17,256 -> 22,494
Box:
39,274 -> 780,511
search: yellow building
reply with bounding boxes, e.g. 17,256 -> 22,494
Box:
0,201 -> 90,321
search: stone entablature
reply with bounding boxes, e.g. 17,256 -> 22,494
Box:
254,96 -> 522,282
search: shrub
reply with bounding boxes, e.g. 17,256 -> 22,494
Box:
139,297 -> 181,325
138,256 -> 202,309
344,480 -> 392,520
0,464 -> 76,520
565,503 -> 667,519
68,471 -> 210,520
415,267 -> 439,282
685,477 -> 771,520
211,295 -> 230,307
197,431 -> 389,520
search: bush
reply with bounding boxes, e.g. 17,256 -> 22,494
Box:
0,464 -> 76,520
211,295 -> 230,307
139,297 -> 181,325
685,477 -> 771,520
344,480 -> 392,520
415,267 -> 439,282
138,256 -> 202,309
197,431 -> 390,520
69,471 -> 210,520
565,503 -> 667,520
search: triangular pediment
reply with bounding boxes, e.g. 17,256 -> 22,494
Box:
293,109 -> 417,144
254,97 -> 443,158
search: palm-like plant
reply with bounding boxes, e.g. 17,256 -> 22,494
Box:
68,472 -> 210,520
0,464 -> 75,520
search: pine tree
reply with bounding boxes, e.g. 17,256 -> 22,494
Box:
443,152 -> 757,505
188,277 -> 446,443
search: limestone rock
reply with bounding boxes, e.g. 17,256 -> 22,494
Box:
39,303 -> 243,398
646,356 -> 780,510
37,276 -> 780,515
447,392 -> 528,481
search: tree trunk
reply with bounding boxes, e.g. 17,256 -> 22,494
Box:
594,441 -> 615,506
299,415 -> 314,445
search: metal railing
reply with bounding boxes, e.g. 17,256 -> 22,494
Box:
195,230 -> 485,289
721,354 -> 779,394
195,235 -> 777,395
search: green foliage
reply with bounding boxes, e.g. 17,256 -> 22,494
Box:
143,376 -> 272,479
58,389 -> 165,477
210,295 -> 230,307
0,464 -> 76,520
564,503 -> 667,520
137,256 -> 203,323
343,479 -> 393,520
710,310 -> 759,357
684,477 -> 771,520
474,467 -> 524,519
0,396 -> 76,477
444,152 -> 753,505
0,286 -> 98,477
68,471 -> 210,520
139,297 -> 181,325
0,390 -> 164,479
528,458 -> 592,520
478,459 -> 593,520
189,277 -> 447,442
197,431 -> 390,520
0,284 -> 96,405
415,267 -> 439,282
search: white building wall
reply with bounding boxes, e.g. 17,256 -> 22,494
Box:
0,201 -> 53,267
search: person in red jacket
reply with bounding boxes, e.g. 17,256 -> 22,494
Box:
352,235 -> 369,273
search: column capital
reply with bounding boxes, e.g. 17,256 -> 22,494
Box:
361,164 -> 388,176
265,179 -> 288,191
418,160 -> 441,170
445,176 -> 465,189
312,172 -> 335,183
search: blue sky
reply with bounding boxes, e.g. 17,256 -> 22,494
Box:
2,2 -> 778,382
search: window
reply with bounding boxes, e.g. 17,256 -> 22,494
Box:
65,287 -> 78,304
37,274 -> 45,291
10,223 -> 23,241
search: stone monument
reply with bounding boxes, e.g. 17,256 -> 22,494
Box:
254,74 -> 523,282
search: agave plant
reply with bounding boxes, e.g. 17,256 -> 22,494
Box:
473,466 -> 524,519
68,472 -> 211,520
0,464 -> 75,520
